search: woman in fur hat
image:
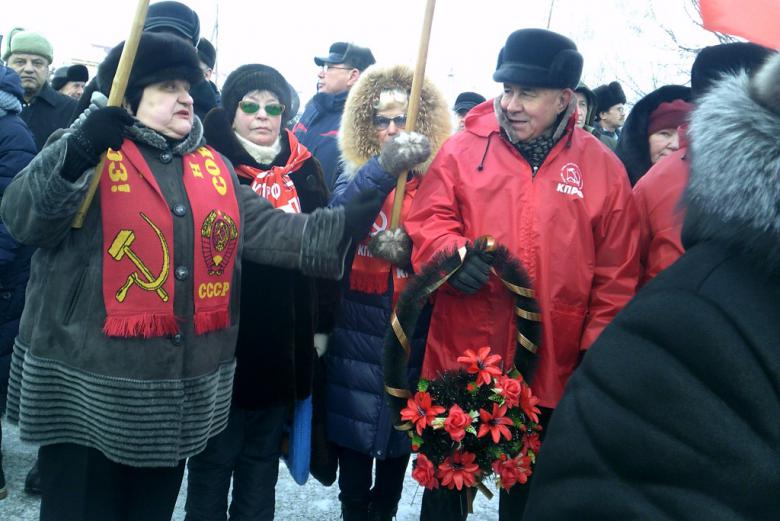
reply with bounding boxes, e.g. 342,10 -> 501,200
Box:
0,33 -> 373,521
615,85 -> 693,185
184,63 -> 333,520
325,64 -> 451,520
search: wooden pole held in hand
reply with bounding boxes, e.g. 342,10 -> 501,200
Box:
389,0 -> 437,229
71,0 -> 150,229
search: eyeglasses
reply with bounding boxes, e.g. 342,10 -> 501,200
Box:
238,100 -> 285,117
320,64 -> 353,72
373,115 -> 407,130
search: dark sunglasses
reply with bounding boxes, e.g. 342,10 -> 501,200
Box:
373,114 -> 407,130
238,100 -> 285,117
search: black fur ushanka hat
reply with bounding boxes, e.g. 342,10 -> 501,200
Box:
593,81 -> 627,115
97,32 -> 202,112
493,28 -> 583,89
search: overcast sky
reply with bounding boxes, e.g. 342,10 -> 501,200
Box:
4,0 -> 728,107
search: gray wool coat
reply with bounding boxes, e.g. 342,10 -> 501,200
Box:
0,117 -> 346,467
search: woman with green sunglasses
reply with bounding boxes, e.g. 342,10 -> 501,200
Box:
187,64 -> 335,521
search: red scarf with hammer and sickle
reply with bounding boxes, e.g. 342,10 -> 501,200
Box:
348,175 -> 419,307
100,139 -> 240,338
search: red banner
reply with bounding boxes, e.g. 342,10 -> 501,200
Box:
701,0 -> 780,49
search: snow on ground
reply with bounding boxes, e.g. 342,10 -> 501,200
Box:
0,418 -> 498,520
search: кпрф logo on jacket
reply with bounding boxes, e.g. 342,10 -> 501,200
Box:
557,162 -> 584,198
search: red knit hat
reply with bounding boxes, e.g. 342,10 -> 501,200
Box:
648,99 -> 694,135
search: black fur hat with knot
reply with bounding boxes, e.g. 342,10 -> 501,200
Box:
593,81 -> 627,115
493,28 -> 583,89
97,32 -> 202,113
221,64 -> 292,126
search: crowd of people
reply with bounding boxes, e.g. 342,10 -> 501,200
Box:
1,1 -> 779,521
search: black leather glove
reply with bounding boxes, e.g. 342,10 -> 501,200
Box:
62,106 -> 134,182
449,248 -> 494,294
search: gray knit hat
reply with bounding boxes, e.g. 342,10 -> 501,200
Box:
2,27 -> 54,63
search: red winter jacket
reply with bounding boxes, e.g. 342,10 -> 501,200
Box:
633,129 -> 689,286
405,100 -> 640,408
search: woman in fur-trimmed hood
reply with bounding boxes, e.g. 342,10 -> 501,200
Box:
523,52 -> 780,521
327,64 -> 451,521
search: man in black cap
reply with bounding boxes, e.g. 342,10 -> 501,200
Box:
293,41 -> 375,191
404,28 -> 639,520
51,64 -> 89,100
196,37 -> 221,105
592,80 -> 626,150
452,91 -> 485,130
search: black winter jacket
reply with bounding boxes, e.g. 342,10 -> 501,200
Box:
204,107 -> 333,409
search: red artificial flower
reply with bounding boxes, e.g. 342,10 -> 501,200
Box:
495,375 -> 522,408
437,451 -> 480,490
520,382 -> 541,424
457,346 -> 503,386
522,431 -> 541,454
400,391 -> 446,435
477,403 -> 514,443
412,454 -> 439,489
491,454 -> 533,490
444,404 -> 472,443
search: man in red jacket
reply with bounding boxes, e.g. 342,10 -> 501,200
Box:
405,28 -> 640,520
634,42 -> 773,286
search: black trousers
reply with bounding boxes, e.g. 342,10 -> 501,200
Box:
420,407 -> 554,521
337,445 -> 410,510
185,405 -> 288,521
38,442 -> 185,521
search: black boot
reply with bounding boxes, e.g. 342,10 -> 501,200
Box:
24,458 -> 41,495
341,499 -> 370,521
368,502 -> 397,521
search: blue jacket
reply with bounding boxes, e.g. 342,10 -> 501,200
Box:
326,158 -> 428,460
293,91 -> 348,192
0,66 -> 37,407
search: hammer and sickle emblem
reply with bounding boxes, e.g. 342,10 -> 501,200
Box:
108,213 -> 171,303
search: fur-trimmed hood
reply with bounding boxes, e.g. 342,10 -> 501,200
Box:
683,53 -> 780,269
615,85 -> 691,185
338,64 -> 451,176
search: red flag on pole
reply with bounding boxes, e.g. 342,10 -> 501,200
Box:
701,0 -> 780,49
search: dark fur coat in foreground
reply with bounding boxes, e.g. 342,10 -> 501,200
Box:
524,54 -> 780,521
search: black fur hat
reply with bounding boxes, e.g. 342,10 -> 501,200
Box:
593,81 -> 627,115
197,38 -> 216,69
143,1 -> 200,46
493,28 -> 583,89
691,42 -> 773,99
97,32 -> 202,112
51,64 -> 89,91
221,64 -> 292,126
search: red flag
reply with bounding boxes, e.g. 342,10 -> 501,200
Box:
701,0 -> 780,49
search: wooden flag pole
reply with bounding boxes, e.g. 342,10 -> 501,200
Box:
389,0 -> 437,229
71,0 -> 150,228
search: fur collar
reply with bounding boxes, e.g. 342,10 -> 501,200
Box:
126,115 -> 204,155
338,64 -> 452,180
683,53 -> 780,269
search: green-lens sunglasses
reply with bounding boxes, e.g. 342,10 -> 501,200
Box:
239,100 -> 285,117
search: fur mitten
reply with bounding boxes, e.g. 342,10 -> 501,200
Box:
368,227 -> 412,268
378,132 -> 431,175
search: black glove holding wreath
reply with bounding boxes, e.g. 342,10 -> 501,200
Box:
382,236 -> 542,503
